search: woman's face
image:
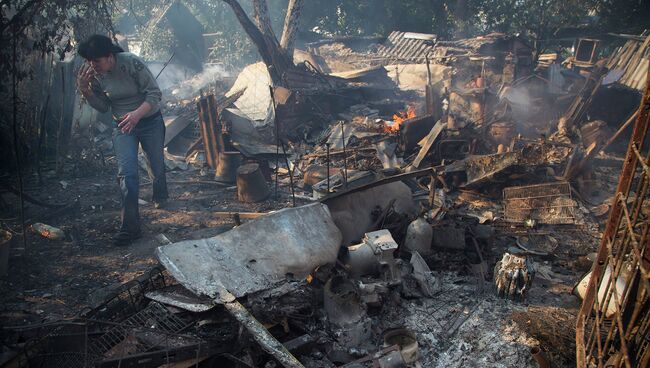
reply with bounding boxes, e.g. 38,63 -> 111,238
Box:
88,54 -> 114,74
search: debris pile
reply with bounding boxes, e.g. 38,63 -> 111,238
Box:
2,25 -> 650,368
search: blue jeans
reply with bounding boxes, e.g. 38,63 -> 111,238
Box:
112,112 -> 168,234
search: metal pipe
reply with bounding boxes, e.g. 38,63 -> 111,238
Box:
530,347 -> 550,368
280,140 -> 296,207
326,142 -> 331,193
269,86 -> 280,199
341,122 -> 348,188
155,51 -> 176,80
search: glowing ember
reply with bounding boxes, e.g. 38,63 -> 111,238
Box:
385,105 -> 416,133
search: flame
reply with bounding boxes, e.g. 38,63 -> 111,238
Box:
385,105 -> 416,133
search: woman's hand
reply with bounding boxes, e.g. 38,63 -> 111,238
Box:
118,110 -> 143,134
76,62 -> 95,96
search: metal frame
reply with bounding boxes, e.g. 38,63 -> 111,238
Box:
576,63 -> 650,367
503,182 -> 576,224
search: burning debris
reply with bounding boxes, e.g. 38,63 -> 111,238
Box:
2,1 -> 650,367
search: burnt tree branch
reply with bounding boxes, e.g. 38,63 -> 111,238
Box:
280,0 -> 303,55
221,0 -> 293,85
252,0 -> 276,39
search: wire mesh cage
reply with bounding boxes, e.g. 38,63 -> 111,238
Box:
4,266 -> 233,368
503,182 -> 577,224
21,315 -> 206,368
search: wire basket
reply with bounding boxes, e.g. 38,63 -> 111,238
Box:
503,182 -> 576,224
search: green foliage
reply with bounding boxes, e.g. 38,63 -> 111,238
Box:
1,0 -> 115,172
301,0 -> 453,37
111,0 -> 290,69
300,0 -> 607,42
597,0 -> 650,35
109,0 -> 647,69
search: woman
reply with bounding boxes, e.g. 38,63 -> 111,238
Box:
76,34 -> 168,246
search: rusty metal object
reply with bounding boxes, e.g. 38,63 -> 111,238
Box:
383,328 -> 418,364
197,93 -> 226,169
237,163 -> 270,203
576,64 -> 650,368
303,165 -> 338,187
215,151 -> 242,183
531,347 -> 550,368
503,182 -> 577,225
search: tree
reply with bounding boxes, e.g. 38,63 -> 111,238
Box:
0,0 -> 114,173
219,0 -> 312,86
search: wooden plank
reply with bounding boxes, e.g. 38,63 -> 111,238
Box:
413,119 -> 445,168
630,60 -> 647,88
624,35 -> 650,83
634,59 -> 650,90
223,297 -> 305,368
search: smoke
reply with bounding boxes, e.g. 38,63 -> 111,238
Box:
146,62 -> 195,91
500,85 -> 533,124
146,63 -> 230,100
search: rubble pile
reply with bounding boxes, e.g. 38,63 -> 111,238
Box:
2,27 -> 649,368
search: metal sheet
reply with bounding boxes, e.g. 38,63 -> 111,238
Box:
156,203 -> 342,299
163,115 -> 192,146
223,107 -> 280,156
226,62 -> 274,125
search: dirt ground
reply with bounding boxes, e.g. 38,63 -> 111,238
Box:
0,162 -> 300,329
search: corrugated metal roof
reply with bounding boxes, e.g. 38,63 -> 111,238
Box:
606,34 -> 650,91
375,31 -> 437,63
375,32 -> 524,64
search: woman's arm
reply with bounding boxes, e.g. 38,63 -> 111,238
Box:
118,55 -> 162,133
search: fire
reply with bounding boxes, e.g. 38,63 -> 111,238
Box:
385,105 -> 416,133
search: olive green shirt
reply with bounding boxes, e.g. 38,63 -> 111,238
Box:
85,52 -> 161,120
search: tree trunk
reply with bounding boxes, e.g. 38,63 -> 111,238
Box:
280,0 -> 303,57
253,0 -> 275,39
221,0 -> 291,85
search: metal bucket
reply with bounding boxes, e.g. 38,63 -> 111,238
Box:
214,151 -> 242,183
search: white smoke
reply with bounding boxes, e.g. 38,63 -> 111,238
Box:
145,62 -> 231,100
168,64 -> 231,100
